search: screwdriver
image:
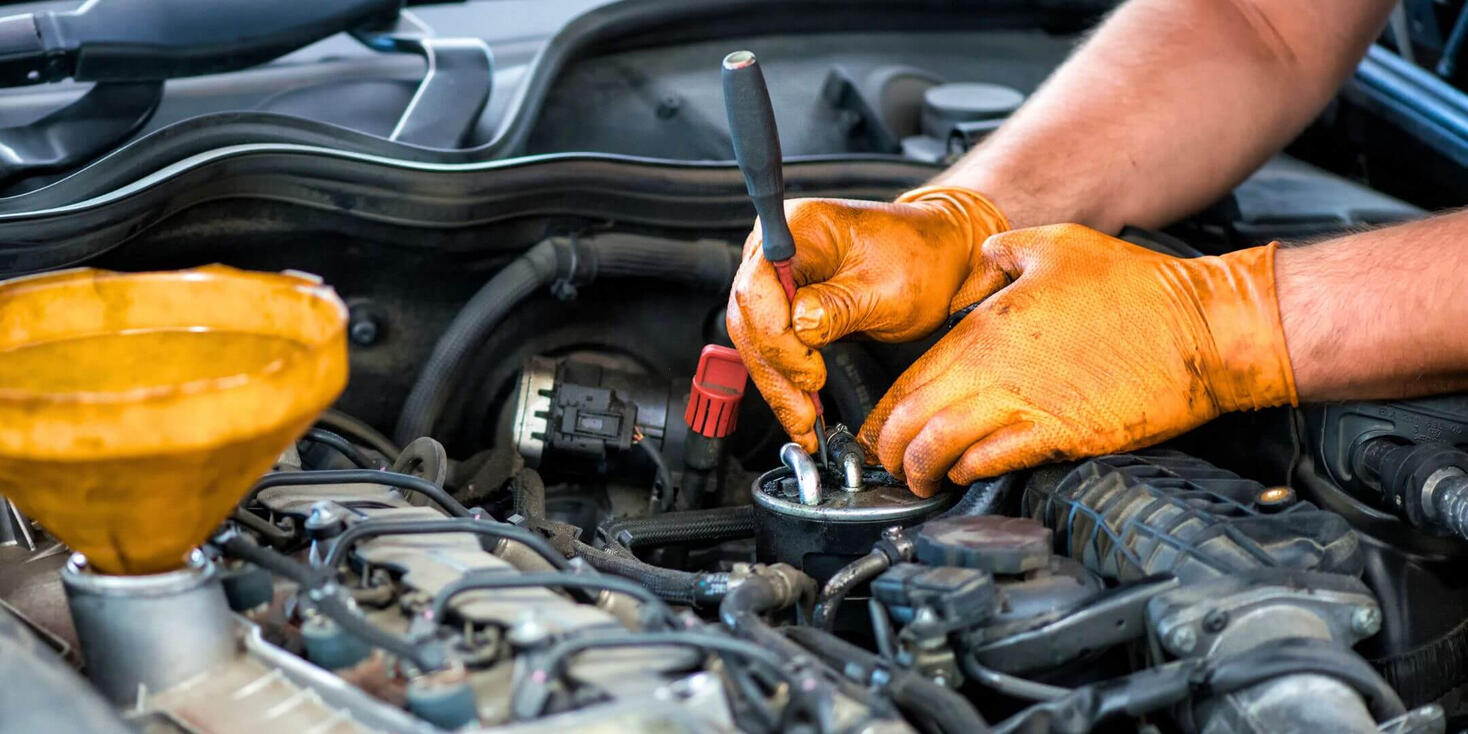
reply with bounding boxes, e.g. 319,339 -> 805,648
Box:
721,49 -> 829,466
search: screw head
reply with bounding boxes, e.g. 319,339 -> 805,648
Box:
508,614 -> 552,648
1351,606 -> 1382,636
912,606 -> 939,626
1202,608 -> 1230,634
1167,625 -> 1197,655
655,94 -> 682,119
348,317 -> 379,346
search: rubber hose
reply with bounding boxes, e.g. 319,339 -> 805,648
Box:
963,657 -> 1072,701
722,575 -> 816,663
512,631 -> 795,722
512,468 -> 547,523
572,540 -> 728,606
820,343 -> 884,428
719,573 -> 780,636
937,474 -> 1017,519
316,408 -> 400,461
587,234 -> 741,286
428,571 -> 680,629
302,427 -> 377,469
784,626 -> 989,734
719,574 -> 857,729
1204,638 -> 1405,721
243,469 -> 470,517
395,240 -> 560,444
718,574 -> 828,665
394,236 -> 740,445
604,505 -> 755,549
321,518 -> 571,572
812,551 -> 891,630
231,508 -> 294,548
637,439 -> 676,513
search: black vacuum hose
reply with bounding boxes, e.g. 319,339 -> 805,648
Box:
213,532 -> 446,672
301,427 -> 378,469
394,235 -> 740,444
785,626 -> 990,734
571,540 -> 728,606
428,570 -> 680,629
719,573 -> 782,637
321,518 -> 570,572
603,505 -> 755,550
811,550 -> 891,630
504,467 -> 735,606
242,469 -> 470,517
937,474 -> 1018,519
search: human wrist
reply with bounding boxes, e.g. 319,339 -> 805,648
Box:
1194,243 -> 1299,412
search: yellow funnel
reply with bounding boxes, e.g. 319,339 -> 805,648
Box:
0,265 -> 347,574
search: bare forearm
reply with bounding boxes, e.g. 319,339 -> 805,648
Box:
1278,212 -> 1468,401
936,0 -> 1393,232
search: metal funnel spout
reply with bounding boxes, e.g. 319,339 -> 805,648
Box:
0,266 -> 347,575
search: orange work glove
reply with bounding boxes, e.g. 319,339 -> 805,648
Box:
726,186 -> 1010,452
859,224 -> 1298,498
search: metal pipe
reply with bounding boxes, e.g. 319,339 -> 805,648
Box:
780,442 -> 822,506
62,550 -> 236,704
841,451 -> 864,492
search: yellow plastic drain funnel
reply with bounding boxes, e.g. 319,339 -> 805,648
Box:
0,266 -> 347,575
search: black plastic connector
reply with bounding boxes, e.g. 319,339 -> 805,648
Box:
871,563 -> 997,629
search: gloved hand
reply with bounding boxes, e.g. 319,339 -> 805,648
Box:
726,186 -> 1010,452
859,224 -> 1298,497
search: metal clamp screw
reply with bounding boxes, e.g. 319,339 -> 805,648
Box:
1166,625 -> 1197,655
1351,606 -> 1382,637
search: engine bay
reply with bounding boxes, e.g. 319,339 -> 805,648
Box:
3,3 -> 1468,733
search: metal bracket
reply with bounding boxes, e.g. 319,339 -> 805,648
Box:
353,11 -> 492,149
1146,568 -> 1380,659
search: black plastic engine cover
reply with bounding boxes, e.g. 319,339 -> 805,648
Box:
1023,451 -> 1362,583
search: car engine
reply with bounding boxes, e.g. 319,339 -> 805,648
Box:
2,2 -> 1467,733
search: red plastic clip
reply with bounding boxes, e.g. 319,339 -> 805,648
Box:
685,345 -> 749,438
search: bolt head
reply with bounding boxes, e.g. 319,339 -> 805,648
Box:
655,94 -> 682,119
508,616 -> 551,647
1167,625 -> 1197,655
1202,608 -> 1229,634
1351,606 -> 1382,636
348,318 -> 379,346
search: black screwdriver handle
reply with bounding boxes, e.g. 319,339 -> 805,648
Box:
721,49 -> 829,454
722,50 -> 797,264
